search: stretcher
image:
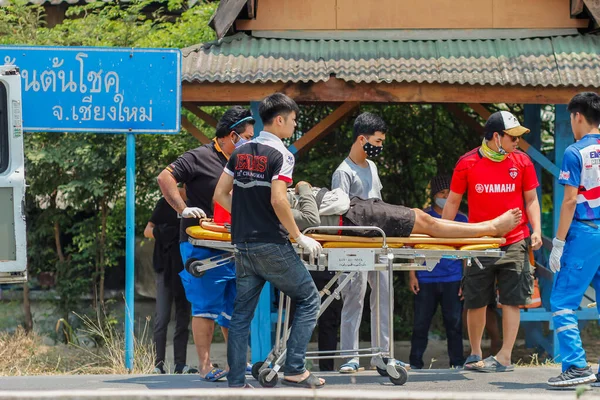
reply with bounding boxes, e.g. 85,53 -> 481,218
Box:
186,223 -> 505,387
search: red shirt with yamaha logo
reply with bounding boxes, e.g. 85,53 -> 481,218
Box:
450,148 -> 539,246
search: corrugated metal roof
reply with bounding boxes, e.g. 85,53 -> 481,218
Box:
181,33 -> 600,87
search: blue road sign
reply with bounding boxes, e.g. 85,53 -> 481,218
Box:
0,46 -> 181,133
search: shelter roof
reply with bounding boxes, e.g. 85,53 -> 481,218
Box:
182,33 -> 600,88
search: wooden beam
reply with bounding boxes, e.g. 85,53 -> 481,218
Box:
444,104 -> 484,135
289,102 -> 359,155
572,0 -> 585,15
183,103 -> 218,128
584,0 -> 600,23
181,115 -> 211,144
467,103 -> 492,119
209,0 -> 248,39
182,79 -> 597,105
247,0 -> 255,18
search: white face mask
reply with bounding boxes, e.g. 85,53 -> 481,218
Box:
495,135 -> 506,155
435,197 -> 447,209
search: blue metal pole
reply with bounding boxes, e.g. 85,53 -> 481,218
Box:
248,100 -> 271,363
553,105 -> 572,235
250,101 -> 263,137
125,132 -> 136,370
524,105 -> 542,201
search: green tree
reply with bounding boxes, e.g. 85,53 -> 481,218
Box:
1,0 -> 218,320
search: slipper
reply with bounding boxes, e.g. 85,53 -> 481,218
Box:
200,367 -> 229,382
339,361 -> 364,374
471,356 -> 514,373
463,354 -> 482,370
281,372 -> 325,389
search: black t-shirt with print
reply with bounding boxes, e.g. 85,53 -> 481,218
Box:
167,141 -> 228,242
224,131 -> 295,244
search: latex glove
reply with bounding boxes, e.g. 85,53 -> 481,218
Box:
294,234 -> 322,258
549,237 -> 565,273
181,207 -> 206,219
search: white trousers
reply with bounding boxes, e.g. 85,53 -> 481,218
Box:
339,270 -> 392,359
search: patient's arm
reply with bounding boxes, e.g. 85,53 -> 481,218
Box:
292,182 -> 321,231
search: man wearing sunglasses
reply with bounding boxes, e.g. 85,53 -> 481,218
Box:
443,111 -> 542,373
157,106 -> 255,381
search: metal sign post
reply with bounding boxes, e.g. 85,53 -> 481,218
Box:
1,46 -> 181,370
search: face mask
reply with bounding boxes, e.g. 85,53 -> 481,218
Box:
232,133 -> 249,148
435,197 -> 447,209
363,141 -> 383,158
495,136 -> 506,155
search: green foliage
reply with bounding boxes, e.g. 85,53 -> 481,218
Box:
294,104 -> 481,209
0,0 -> 219,317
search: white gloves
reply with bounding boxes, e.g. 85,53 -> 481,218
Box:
294,234 -> 322,258
549,237 -> 565,273
181,207 -> 206,219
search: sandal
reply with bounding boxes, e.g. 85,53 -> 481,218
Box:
281,372 -> 325,389
339,361 -> 364,374
200,367 -> 228,382
463,354 -> 482,370
471,356 -> 514,373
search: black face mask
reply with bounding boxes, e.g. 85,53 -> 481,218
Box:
363,141 -> 383,158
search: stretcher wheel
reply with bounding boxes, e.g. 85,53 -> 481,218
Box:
388,365 -> 408,386
258,368 -> 278,388
184,258 -> 205,278
376,357 -> 390,376
251,361 -> 264,380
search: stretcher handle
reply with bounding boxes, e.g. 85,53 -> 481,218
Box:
301,225 -> 388,247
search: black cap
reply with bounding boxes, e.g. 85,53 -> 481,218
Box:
430,175 -> 451,197
484,111 -> 530,137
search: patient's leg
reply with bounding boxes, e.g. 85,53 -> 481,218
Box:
411,208 -> 522,238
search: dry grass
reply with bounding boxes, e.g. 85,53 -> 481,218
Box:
514,353 -> 560,368
0,314 -> 156,376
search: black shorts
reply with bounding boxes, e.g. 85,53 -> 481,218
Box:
342,197 -> 416,237
463,238 -> 533,310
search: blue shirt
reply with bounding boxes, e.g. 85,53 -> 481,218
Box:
416,208 -> 467,283
558,134 -> 600,221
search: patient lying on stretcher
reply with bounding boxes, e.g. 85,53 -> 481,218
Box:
287,182 -> 521,239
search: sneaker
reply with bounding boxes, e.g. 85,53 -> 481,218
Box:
153,367 -> 166,374
174,365 -> 199,374
547,366 -> 597,387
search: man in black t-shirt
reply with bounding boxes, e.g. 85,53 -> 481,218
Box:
214,93 -> 325,389
157,106 -> 254,382
144,192 -> 196,374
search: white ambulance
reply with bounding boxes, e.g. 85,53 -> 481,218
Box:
0,64 -> 26,283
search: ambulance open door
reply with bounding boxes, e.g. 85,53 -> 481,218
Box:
0,65 -> 26,283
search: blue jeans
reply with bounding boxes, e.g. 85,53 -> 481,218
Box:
409,280 -> 464,369
227,242 -> 320,387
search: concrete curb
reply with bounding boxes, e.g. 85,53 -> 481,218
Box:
0,389 -> 598,400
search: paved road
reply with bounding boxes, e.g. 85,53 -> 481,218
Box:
1,368 -> 600,399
